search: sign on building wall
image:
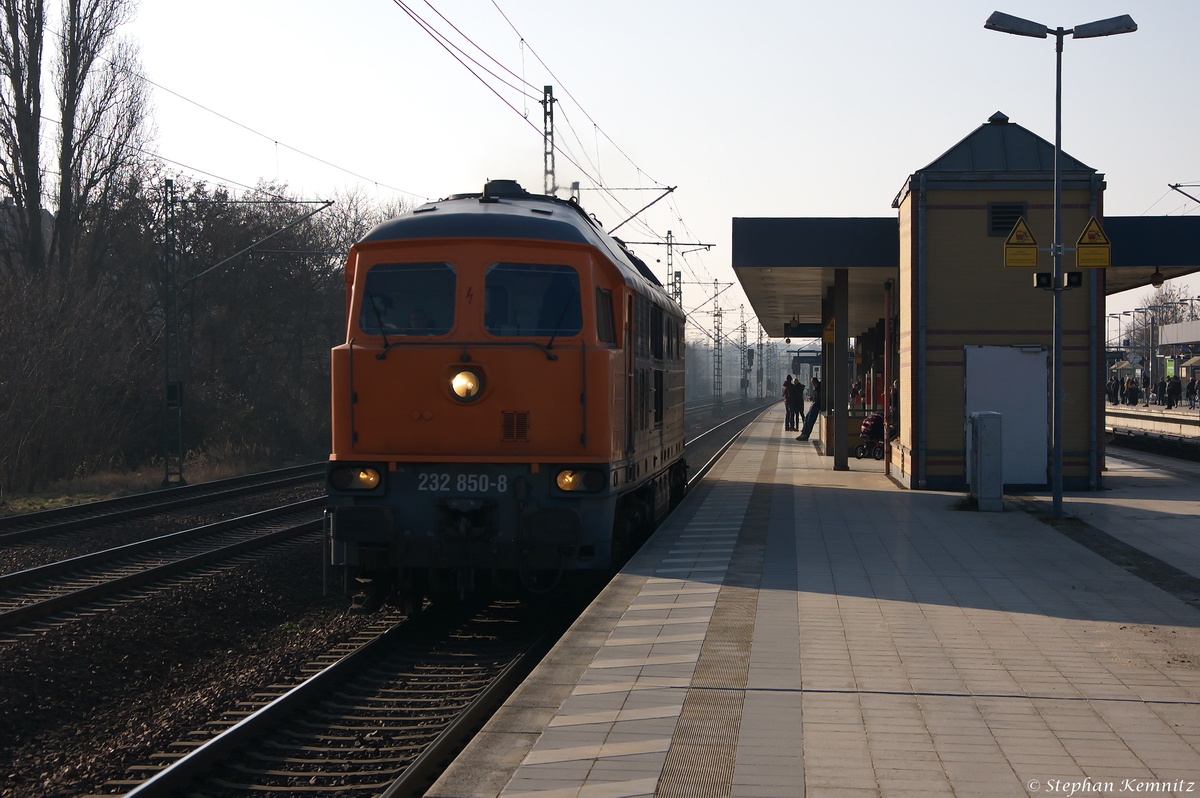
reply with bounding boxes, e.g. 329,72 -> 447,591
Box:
1075,217 -> 1111,268
1004,218 -> 1038,267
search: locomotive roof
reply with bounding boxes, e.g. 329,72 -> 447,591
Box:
360,180 -> 670,301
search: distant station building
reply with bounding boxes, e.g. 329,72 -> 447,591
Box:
734,111 -> 1200,491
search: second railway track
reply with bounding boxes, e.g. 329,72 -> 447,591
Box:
0,463 -> 324,545
0,499 -> 324,634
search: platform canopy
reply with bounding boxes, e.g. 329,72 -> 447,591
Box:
1160,320 -> 1200,347
732,217 -> 898,338
1105,216 -> 1200,295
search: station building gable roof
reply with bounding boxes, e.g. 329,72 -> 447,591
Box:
892,112 -> 1100,206
920,111 -> 1094,174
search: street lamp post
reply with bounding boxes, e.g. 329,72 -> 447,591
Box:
985,11 -> 1137,518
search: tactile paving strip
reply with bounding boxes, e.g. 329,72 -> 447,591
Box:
656,436 -> 778,798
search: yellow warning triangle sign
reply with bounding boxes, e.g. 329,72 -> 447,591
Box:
1077,216 -> 1109,246
1005,217 -> 1037,247
1075,216 -> 1110,268
1004,217 -> 1038,267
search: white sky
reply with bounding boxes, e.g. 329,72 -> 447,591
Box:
123,0 -> 1198,341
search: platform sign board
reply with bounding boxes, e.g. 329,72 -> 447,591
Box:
1075,217 -> 1110,268
1004,217 -> 1038,267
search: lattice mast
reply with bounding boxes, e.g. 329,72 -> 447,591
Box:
542,86 -> 557,196
161,179 -> 185,487
713,280 -> 723,412
739,305 -> 748,403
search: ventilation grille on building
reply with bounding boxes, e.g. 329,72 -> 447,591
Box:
502,411 -> 530,441
989,203 -> 1027,237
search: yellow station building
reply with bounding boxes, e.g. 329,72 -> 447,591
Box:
734,112 -> 1200,491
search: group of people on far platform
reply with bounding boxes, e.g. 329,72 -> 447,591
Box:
1106,373 -> 1196,410
782,374 -> 821,440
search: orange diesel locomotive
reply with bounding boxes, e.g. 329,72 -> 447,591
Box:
326,180 -> 686,607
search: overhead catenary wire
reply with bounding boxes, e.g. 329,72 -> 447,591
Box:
393,0 -> 541,103
417,0 -> 540,95
36,112 -> 320,206
398,0 -> 758,335
390,0 -> 612,204
489,0 -> 664,189
40,23 -> 430,202
401,0 -> 727,285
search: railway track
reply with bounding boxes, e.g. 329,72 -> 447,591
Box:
0,463 -> 323,545
104,598 -> 575,798
0,499 -> 324,635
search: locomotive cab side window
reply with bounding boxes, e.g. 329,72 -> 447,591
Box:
360,262 -> 455,336
595,288 -> 616,345
485,263 -> 582,337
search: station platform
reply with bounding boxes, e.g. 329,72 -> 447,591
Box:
1107,403 -> 1200,439
427,405 -> 1200,798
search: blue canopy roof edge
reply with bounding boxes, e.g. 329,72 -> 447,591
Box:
1107,216 -> 1200,268
731,217 -> 899,270
1104,216 -> 1200,294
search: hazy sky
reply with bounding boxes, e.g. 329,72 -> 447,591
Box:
124,0 -> 1197,339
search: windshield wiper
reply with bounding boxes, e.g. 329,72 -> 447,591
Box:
367,291 -> 394,360
545,292 -> 579,351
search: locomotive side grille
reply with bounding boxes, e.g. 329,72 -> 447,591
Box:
502,411 -> 530,441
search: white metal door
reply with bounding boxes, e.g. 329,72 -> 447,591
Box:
964,345 -> 1048,487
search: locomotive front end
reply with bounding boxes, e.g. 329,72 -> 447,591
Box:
326,187 -> 630,606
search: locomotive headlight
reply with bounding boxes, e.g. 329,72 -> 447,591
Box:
555,469 -> 606,492
450,368 -> 483,401
331,467 -> 381,490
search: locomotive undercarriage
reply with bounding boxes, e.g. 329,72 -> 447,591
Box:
326,459 -> 686,609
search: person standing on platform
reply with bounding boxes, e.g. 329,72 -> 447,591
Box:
791,375 -> 804,429
796,376 -> 822,441
782,375 -> 797,431
1156,377 -> 1167,407
1167,375 -> 1182,410
1187,374 -> 1197,409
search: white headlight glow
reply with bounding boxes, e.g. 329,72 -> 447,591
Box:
451,369 -> 482,400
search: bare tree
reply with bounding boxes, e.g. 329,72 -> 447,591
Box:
1139,282 -> 1193,326
0,0 -> 148,282
53,0 -> 148,283
0,0 -> 46,278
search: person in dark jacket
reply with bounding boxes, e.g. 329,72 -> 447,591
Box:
1167,375 -> 1182,409
783,375 -> 798,431
796,376 -> 822,441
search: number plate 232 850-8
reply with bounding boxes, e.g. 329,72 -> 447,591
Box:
417,473 -> 509,493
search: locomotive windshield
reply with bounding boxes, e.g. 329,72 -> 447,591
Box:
485,263 -> 582,337
360,262 -> 455,336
